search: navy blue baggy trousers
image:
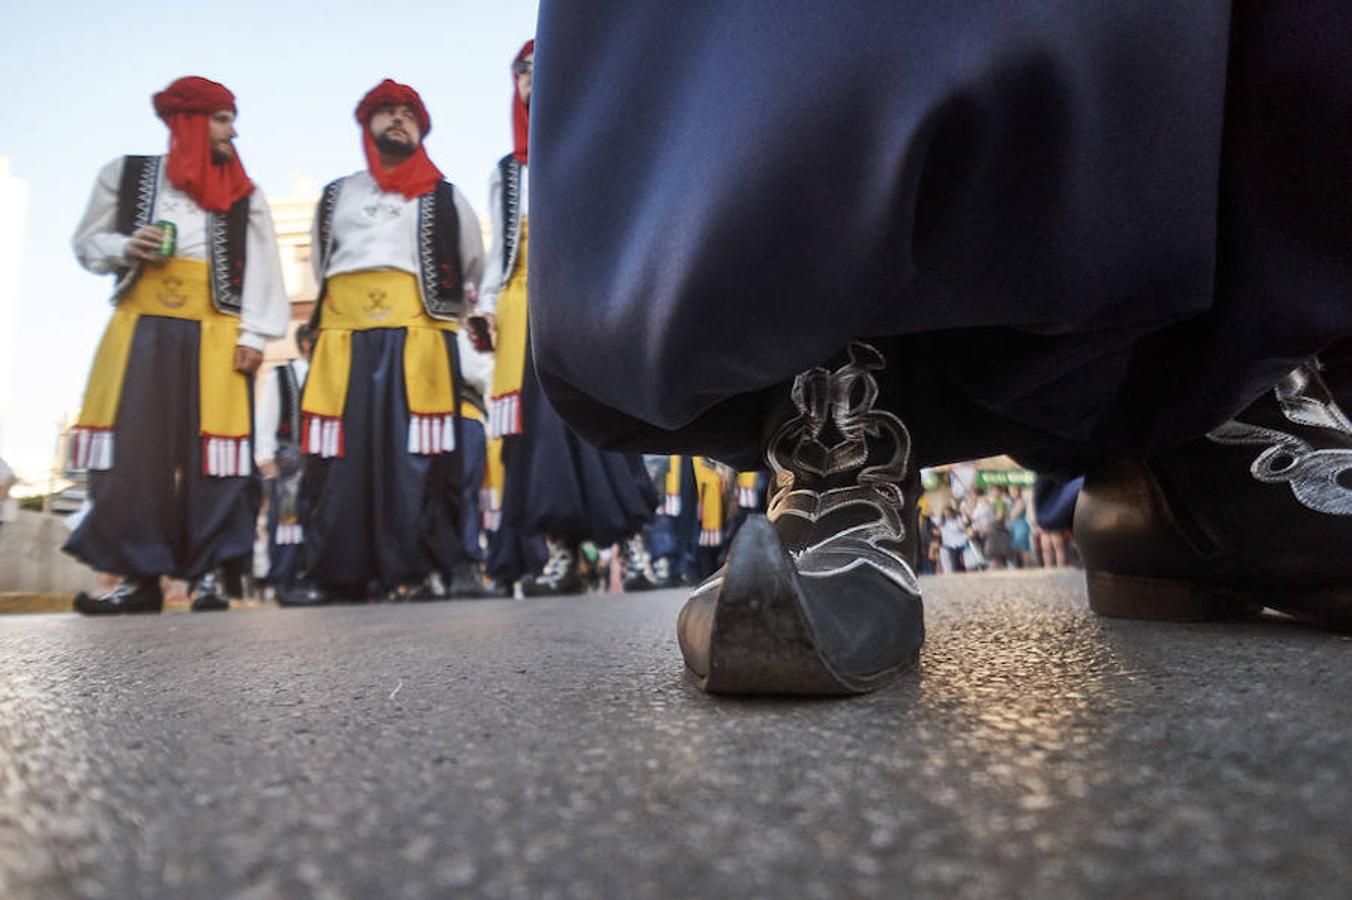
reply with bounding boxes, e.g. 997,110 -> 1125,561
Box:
64,317 -> 259,581
530,1 -> 1352,475
496,334 -> 656,578
298,329 -> 467,592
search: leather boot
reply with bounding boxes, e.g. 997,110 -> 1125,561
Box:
447,562 -> 491,599
280,581 -> 366,606
74,578 -> 164,615
621,534 -> 660,592
521,539 -> 583,597
677,342 -> 925,695
190,572 -> 230,612
403,574 -> 446,602
1076,360 -> 1352,626
651,556 -> 674,588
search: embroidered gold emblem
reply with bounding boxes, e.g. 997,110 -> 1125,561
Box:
364,289 -> 391,321
157,275 -> 188,309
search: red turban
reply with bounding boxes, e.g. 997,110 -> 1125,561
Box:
152,76 -> 253,213
355,79 -> 443,200
512,40 -> 534,165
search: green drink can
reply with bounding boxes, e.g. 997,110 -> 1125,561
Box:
153,220 -> 176,257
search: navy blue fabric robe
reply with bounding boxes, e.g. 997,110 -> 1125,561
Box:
530,1 -> 1352,475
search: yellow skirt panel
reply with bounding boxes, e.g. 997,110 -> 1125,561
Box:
70,258 -> 250,477
302,270 -> 461,458
488,218 -> 529,437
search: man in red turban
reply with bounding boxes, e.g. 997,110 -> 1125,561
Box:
283,79 -> 486,605
477,39 -> 658,599
352,78 -> 445,200
152,75 -> 255,214
65,76 -> 290,615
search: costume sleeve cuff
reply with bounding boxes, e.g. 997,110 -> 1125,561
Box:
236,330 -> 268,352
114,235 -> 134,266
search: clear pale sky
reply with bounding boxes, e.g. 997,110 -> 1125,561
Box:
0,0 -> 540,480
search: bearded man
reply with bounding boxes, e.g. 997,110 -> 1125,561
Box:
286,80 -> 484,604
66,76 -> 289,615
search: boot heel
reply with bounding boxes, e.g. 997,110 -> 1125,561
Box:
1085,570 -> 1260,622
700,518 -> 854,695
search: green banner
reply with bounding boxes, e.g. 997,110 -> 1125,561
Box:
975,469 -> 1036,488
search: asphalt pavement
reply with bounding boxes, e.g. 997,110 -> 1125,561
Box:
2,570 -> 1350,899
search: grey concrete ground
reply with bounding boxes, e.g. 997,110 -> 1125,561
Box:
1,570 -> 1350,899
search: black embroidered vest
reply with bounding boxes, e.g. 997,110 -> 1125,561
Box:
458,380 -> 486,420
114,155 -> 250,315
313,176 -> 465,323
275,362 -> 303,447
497,154 -> 524,282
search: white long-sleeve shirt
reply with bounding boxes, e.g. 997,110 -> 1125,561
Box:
253,358 -> 310,466
479,161 -> 528,317
314,171 -> 484,295
72,156 -> 291,352
457,328 -> 493,399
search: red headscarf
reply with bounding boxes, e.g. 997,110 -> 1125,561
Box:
355,79 -> 444,200
512,40 -> 534,165
152,76 -> 254,213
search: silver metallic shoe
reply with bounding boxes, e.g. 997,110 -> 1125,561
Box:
677,342 -> 924,695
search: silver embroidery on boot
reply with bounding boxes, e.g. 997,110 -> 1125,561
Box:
1207,363 -> 1352,516
765,342 -> 919,594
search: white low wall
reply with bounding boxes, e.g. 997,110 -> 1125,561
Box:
0,509 -> 100,594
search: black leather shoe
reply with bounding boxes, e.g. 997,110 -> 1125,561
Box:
74,578 -> 164,615
677,342 -> 925,695
1076,360 -> 1352,627
280,583 -> 328,606
279,582 -> 364,606
447,563 -> 491,599
521,540 -> 583,597
650,556 -> 676,588
1320,340 -> 1352,406
401,580 -> 443,602
190,573 -> 230,612
621,534 -> 660,592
